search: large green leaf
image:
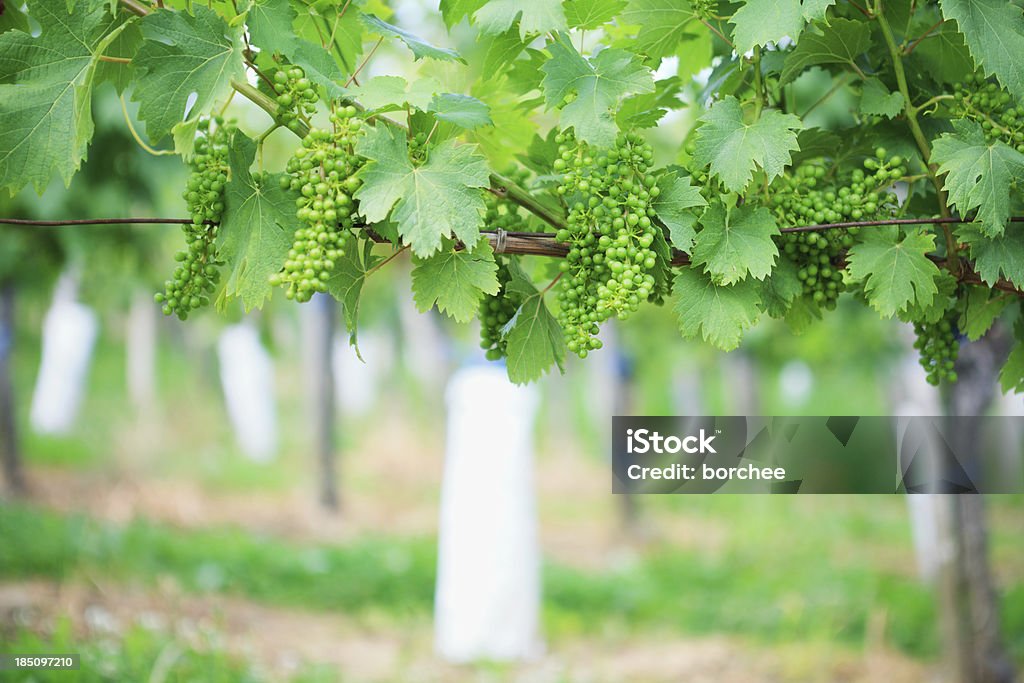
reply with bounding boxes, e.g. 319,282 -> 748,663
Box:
565,0 -> 626,30
730,0 -> 837,55
691,96 -> 802,193
779,17 -> 871,85
474,0 -> 567,38
859,78 -> 904,119
502,259 -> 566,383
132,7 -> 246,144
217,132 -> 297,312
932,120 -> 1024,238
653,171 -> 706,252
959,225 -> 1024,289
411,239 -> 500,322
0,0 -> 124,194
673,267 -> 761,350
354,125 -> 491,257
362,14 -> 464,62
620,0 -> 700,60
692,202 -> 779,284
846,227 -> 938,317
938,0 -> 1024,101
325,239 -> 384,354
541,33 -> 653,148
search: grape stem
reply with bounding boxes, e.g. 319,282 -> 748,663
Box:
874,0 -> 960,276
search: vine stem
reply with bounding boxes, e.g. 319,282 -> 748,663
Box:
5,216 -> 1023,294
875,0 -> 959,276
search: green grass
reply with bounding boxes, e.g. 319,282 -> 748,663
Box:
0,618 -> 335,683
2,504 -> 1021,662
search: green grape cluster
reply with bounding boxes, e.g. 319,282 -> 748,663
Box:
552,130 -> 660,358
953,75 -> 1024,153
913,309 -> 960,385
270,106 -> 364,303
479,259 -> 523,361
155,117 -> 233,319
770,149 -> 904,310
271,64 -> 319,132
692,0 -> 717,19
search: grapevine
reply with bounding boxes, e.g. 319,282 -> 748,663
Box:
2,0 -> 1024,391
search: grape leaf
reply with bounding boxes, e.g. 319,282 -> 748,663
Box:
540,33 -> 654,148
132,7 -> 246,144
0,2 -> 29,33
932,120 -> 1024,237
653,170 -> 706,252
440,0 -> 487,28
1001,342 -> 1024,394
502,258 -> 566,383
619,0 -> 700,60
474,0 -> 568,39
673,267 -> 761,350
565,0 -> 626,30
0,0 -> 124,194
846,227 -> 938,317
959,226 -> 1024,289
911,23 -> 974,85
691,96 -> 802,193
346,75 -> 440,112
938,0 -> 1024,101
428,93 -> 493,129
779,17 -> 871,85
760,258 -> 803,318
412,238 -> 499,322
362,14 -> 464,62
859,77 -> 904,119
958,286 -> 1009,342
616,76 -> 684,129
730,0 -> 837,55
218,132 -> 297,312
354,125 -> 490,257
692,202 -> 780,284
482,27 -> 528,74
292,3 -> 363,76
324,239 -> 383,355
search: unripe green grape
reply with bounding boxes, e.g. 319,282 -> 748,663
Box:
158,117 -> 234,318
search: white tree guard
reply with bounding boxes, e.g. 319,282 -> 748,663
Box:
217,323 -> 278,462
891,338 -> 944,584
30,273 -> 98,435
333,329 -> 392,417
126,289 -> 157,410
435,364 -> 543,662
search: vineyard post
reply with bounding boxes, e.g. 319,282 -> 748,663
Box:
0,283 -> 25,495
940,329 -> 1017,683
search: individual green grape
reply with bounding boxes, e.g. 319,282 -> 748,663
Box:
154,116 -> 233,320
479,259 -> 522,361
270,105 -> 365,303
553,129 -> 660,358
770,153 -> 904,310
953,74 -> 1024,153
270,63 -> 319,133
913,308 -> 961,385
